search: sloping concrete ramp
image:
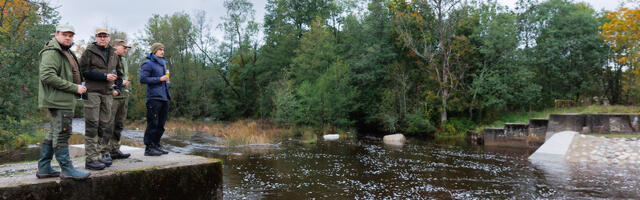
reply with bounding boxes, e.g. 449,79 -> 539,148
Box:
528,131 -> 577,162
0,145 -> 222,199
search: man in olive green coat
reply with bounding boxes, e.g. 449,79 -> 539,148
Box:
36,23 -> 91,180
79,28 -> 123,170
108,39 -> 131,159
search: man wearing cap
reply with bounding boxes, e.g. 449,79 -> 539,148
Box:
36,23 -> 91,180
79,28 -> 123,170
107,39 -> 132,159
140,43 -> 170,156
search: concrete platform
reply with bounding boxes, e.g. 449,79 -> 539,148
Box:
0,145 -> 222,199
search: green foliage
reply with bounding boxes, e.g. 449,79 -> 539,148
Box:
0,1 -> 58,150
529,0 -> 608,105
404,108 -> 435,135
1,0 -> 632,147
440,117 -> 475,136
0,116 -> 45,151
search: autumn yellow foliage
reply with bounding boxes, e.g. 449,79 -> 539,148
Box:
0,0 -> 37,35
599,7 -> 640,74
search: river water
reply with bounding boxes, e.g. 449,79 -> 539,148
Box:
166,133 -> 640,199
3,119 -> 639,199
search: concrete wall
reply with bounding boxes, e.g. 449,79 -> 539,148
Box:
0,161 -> 223,200
585,114 -> 640,134
528,118 -> 548,147
482,128 -> 504,146
480,113 -> 640,149
546,114 -> 585,140
0,146 -> 223,200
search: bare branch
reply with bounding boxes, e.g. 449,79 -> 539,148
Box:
188,34 -> 242,99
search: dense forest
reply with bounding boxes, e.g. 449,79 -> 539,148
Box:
1,0 -> 640,145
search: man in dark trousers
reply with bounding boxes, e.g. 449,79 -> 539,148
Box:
79,28 -> 123,170
36,23 -> 90,180
140,43 -> 170,156
107,39 -> 132,159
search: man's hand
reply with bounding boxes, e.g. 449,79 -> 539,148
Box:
160,75 -> 169,82
77,84 -> 87,94
112,90 -> 119,96
107,74 -> 117,81
123,80 -> 130,86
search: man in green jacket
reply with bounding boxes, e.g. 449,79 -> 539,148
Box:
79,28 -> 123,170
36,23 -> 91,180
108,39 -> 131,159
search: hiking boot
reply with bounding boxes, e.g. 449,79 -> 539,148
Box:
53,146 -> 91,180
99,154 -> 112,167
144,146 -> 162,156
110,151 -> 131,159
155,144 -> 169,154
36,144 -> 60,179
85,160 -> 106,170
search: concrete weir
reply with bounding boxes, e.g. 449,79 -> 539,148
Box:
0,145 -> 222,200
528,131 -> 577,162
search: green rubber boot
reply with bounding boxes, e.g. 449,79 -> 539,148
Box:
54,146 -> 91,180
36,144 -> 60,178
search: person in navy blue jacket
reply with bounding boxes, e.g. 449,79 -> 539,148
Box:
139,43 -> 171,156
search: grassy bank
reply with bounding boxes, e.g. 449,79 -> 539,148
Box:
128,118 -> 292,146
475,105 -> 640,132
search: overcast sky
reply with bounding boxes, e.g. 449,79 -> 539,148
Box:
54,0 -> 625,45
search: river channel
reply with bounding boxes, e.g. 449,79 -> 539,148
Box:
2,119 -> 639,199
164,131 -> 640,199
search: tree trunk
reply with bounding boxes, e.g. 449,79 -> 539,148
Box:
441,88 -> 448,123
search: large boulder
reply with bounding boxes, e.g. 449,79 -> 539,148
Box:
383,134 -> 406,146
323,134 -> 339,141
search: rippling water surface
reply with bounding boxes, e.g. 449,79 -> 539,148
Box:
185,136 -> 640,199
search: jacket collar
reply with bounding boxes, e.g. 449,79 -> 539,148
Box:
147,53 -> 167,66
86,42 -> 111,63
40,37 -> 64,54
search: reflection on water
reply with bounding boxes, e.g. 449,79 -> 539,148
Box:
187,135 -> 640,199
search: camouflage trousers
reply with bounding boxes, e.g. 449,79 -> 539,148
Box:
83,92 -> 113,162
43,109 -> 73,148
108,96 -> 128,153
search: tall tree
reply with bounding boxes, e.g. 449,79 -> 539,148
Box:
0,0 -> 58,149
600,6 -> 640,104
531,0 -> 607,105
391,0 -> 464,123
219,0 -> 260,115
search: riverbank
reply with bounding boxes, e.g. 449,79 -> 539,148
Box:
127,118 -> 293,146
